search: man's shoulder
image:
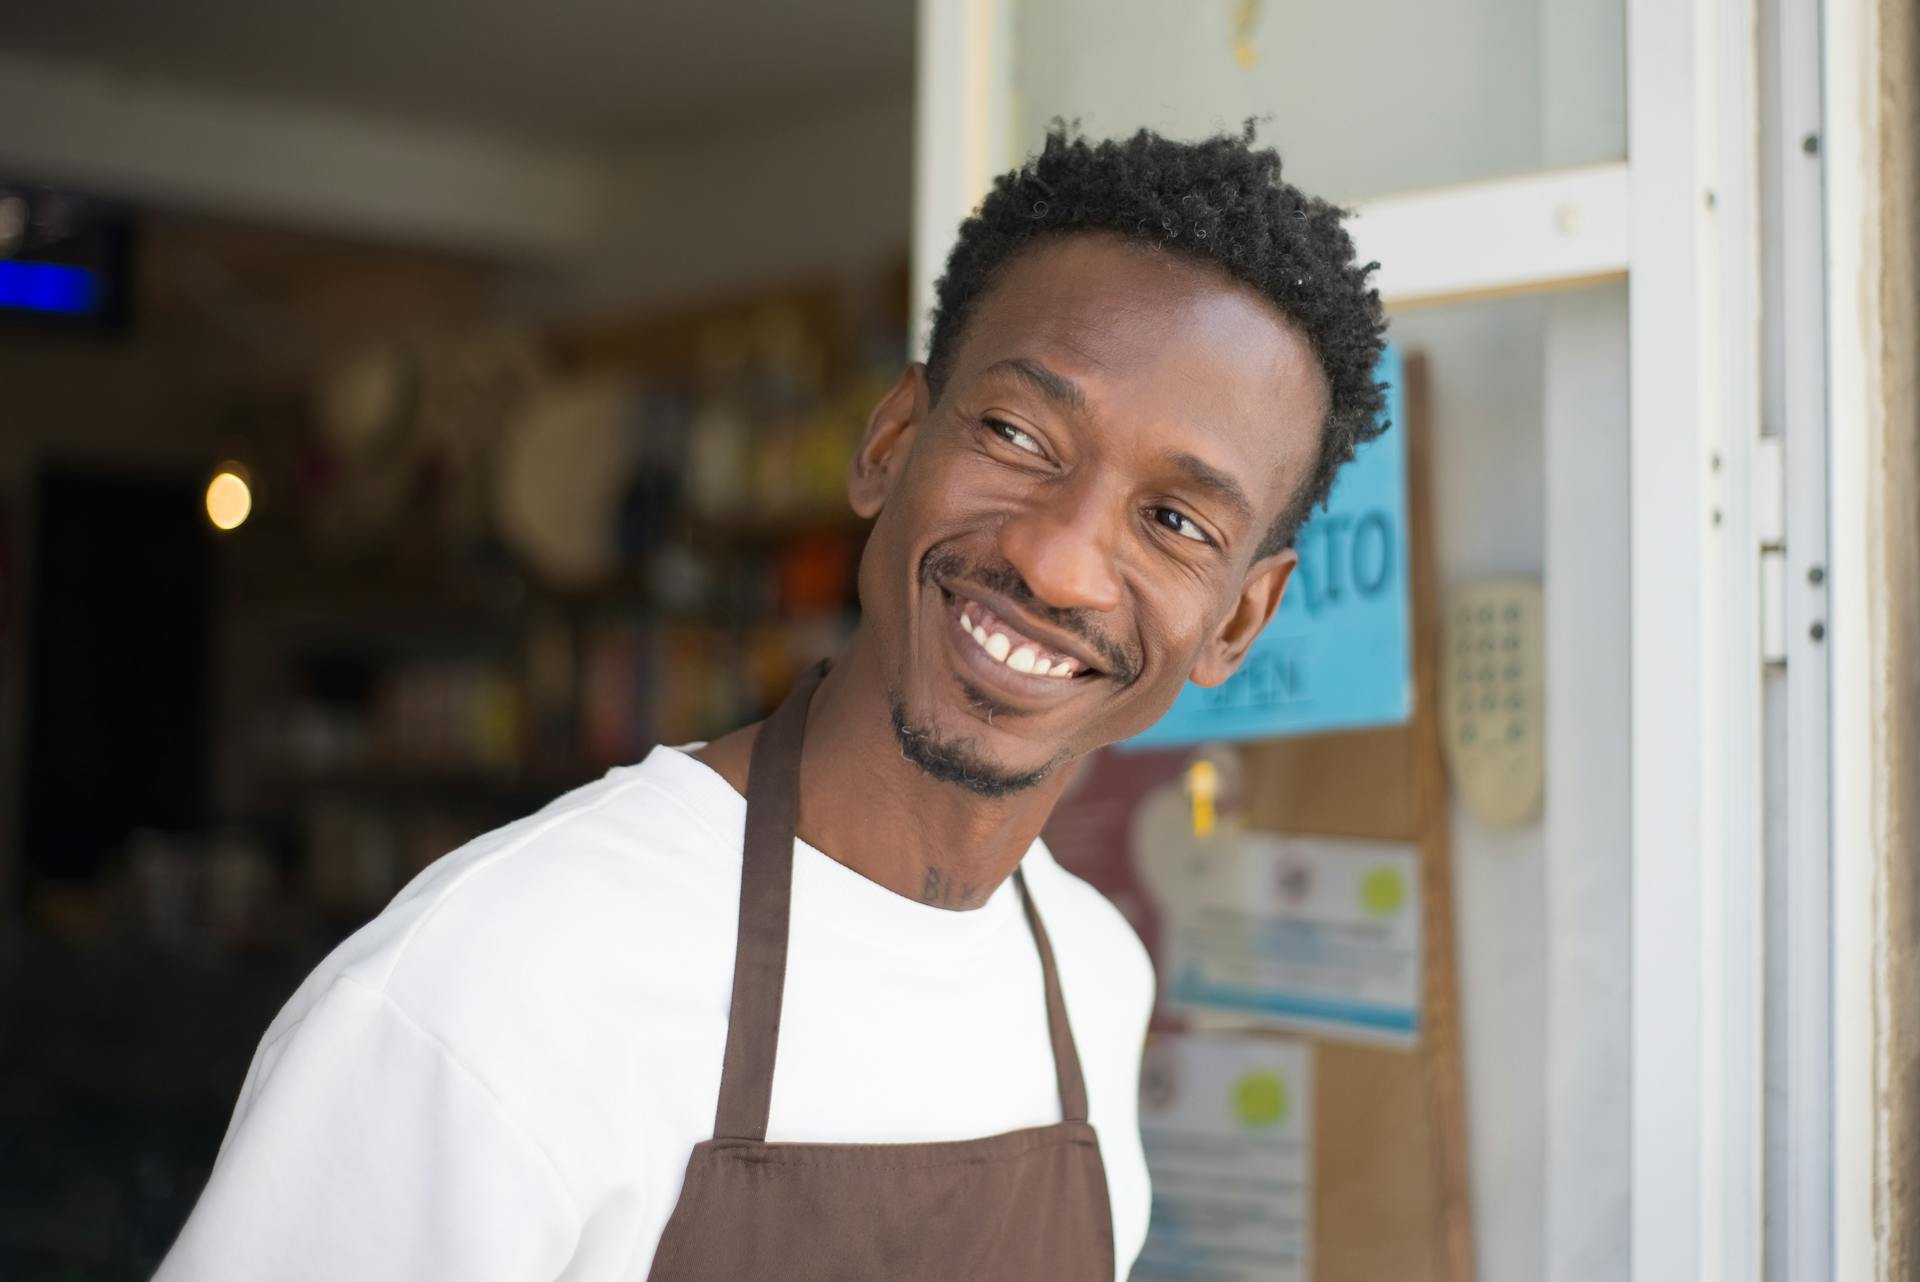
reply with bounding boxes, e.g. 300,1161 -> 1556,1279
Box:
207,754 -> 748,1242
287,749 -> 743,1043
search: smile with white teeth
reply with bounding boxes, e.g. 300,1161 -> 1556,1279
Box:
957,601 -> 1086,679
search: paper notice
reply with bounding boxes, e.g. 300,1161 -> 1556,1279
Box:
1133,783 -> 1423,1046
1132,1032 -> 1312,1282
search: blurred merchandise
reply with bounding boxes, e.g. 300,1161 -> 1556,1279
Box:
303,802 -> 400,917
165,272 -> 899,961
582,619 -> 649,767
6,273 -> 898,1282
305,333 -> 547,561
123,829 -> 198,951
687,327 -> 753,518
369,659 -> 524,776
494,377 -> 643,586
202,831 -> 278,950
778,531 -> 860,613
524,608 -> 582,765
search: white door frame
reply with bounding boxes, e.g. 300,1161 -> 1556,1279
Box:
1624,0 -> 1776,1277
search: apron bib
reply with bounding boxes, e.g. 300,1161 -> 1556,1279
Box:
645,658 -> 1115,1281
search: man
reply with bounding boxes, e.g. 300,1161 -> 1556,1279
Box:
155,125 -> 1386,1281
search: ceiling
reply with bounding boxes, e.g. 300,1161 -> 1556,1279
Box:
0,0 -> 914,145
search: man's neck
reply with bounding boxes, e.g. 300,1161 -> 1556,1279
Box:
694,633 -> 1079,910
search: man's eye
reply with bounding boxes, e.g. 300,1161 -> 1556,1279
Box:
984,418 -> 1044,456
1152,507 -> 1212,544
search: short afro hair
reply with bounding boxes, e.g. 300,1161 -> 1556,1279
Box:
924,123 -> 1389,559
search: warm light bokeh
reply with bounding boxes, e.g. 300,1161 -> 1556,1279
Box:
205,469 -> 252,530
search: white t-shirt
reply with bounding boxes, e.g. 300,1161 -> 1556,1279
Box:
155,743 -> 1155,1282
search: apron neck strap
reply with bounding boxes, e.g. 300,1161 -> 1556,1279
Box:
712,657 -> 1092,1141
712,657 -> 823,1141
1013,868 -> 1092,1122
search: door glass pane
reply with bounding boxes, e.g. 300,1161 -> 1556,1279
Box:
1002,8 -> 1633,1266
1011,0 -> 1625,199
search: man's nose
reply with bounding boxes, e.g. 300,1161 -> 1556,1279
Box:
996,478 -> 1125,614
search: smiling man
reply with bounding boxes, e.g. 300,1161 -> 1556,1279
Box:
155,126 -> 1386,1282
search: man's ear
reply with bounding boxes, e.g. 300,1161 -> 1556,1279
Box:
847,363 -> 929,519
1189,548 -> 1297,688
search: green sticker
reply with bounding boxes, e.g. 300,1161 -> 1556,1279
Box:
1233,1070 -> 1289,1128
1360,865 -> 1407,918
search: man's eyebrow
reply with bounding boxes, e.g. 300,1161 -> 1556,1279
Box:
1162,450 -> 1255,525
979,358 -> 1254,527
980,357 -> 1088,413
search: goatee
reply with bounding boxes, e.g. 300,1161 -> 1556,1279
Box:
887,689 -> 1055,799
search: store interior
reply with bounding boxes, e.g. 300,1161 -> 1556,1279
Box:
0,9 -> 915,1276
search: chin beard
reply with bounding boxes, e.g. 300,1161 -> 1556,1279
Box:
888,688 -> 1055,799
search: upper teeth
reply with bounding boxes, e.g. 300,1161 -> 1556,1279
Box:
960,604 -> 1082,679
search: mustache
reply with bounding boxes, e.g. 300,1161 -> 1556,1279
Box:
921,548 -> 1140,684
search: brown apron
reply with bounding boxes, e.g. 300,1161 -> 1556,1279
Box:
645,658 -> 1116,1281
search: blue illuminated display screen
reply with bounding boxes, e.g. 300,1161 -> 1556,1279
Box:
0,260 -> 102,316
0,184 -> 133,335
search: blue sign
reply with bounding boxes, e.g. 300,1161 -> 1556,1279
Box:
0,261 -> 101,316
1124,346 -> 1411,748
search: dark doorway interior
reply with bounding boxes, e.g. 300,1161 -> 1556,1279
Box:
23,463 -> 212,895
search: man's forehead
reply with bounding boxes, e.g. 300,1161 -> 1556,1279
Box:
944,236 -> 1329,530
959,255 -> 1322,427
955,237 -> 1322,398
